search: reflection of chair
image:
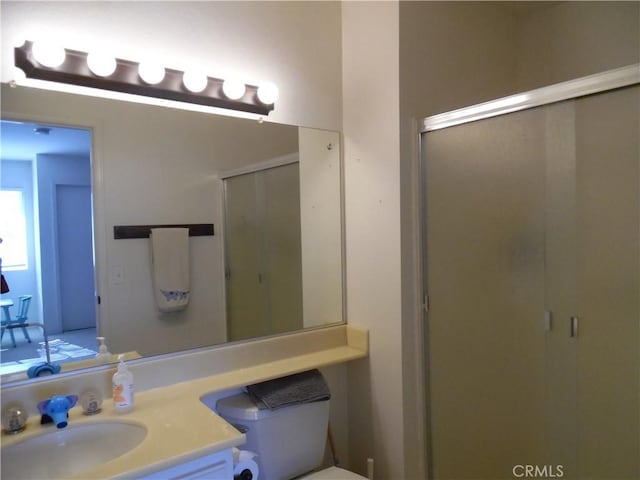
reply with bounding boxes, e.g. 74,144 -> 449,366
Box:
0,295 -> 33,348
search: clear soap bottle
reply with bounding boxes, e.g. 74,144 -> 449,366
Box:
112,354 -> 134,413
95,337 -> 112,364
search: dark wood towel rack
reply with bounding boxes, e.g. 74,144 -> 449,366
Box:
113,223 -> 214,239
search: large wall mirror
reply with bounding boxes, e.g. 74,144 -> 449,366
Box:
0,83 -> 344,384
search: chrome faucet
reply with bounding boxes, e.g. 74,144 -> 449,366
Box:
6,322 -> 61,377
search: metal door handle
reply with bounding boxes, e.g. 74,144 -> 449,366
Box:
570,316 -> 579,338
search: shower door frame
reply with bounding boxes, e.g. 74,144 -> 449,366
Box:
418,63 -> 640,478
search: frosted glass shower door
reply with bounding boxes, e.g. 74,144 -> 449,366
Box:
422,84 -> 639,480
423,107 -> 549,479
224,163 -> 303,342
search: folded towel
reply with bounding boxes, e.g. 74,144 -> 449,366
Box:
246,369 -> 330,410
150,228 -> 190,313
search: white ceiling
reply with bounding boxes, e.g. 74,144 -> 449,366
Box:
0,120 -> 91,161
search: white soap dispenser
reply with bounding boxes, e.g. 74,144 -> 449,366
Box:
112,354 -> 134,413
95,337 -> 112,364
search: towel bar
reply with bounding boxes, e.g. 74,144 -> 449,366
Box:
113,224 -> 214,239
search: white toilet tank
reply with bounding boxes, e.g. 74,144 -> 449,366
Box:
217,393 -> 330,480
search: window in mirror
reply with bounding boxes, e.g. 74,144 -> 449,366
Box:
0,190 -> 28,271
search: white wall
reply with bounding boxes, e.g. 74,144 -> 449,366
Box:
299,128 -> 343,328
342,2 -> 404,478
0,1 -> 342,130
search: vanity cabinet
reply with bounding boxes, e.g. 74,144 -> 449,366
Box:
137,448 -> 234,480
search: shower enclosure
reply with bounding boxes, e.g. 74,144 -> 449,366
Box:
421,66 -> 639,479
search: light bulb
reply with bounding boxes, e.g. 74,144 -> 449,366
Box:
87,52 -> 117,77
183,70 -> 208,93
138,62 -> 165,85
257,81 -> 279,105
222,78 -> 246,100
12,67 -> 26,84
32,41 -> 66,68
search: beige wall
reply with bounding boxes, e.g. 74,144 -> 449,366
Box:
343,2 -> 404,478
515,1 -> 640,91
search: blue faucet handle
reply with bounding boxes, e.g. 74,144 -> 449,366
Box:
37,395 -> 78,429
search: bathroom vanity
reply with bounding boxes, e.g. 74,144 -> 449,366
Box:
1,325 -> 368,479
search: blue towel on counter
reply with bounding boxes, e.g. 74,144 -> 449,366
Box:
246,369 -> 330,410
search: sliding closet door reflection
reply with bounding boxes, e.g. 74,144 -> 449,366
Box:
224,163 -> 303,342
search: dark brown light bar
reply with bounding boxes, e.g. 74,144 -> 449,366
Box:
14,41 -> 274,116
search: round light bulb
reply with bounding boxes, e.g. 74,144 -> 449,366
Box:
12,67 -> 27,84
182,70 -> 208,93
32,41 -> 66,68
257,81 -> 279,105
87,52 -> 117,77
222,78 -> 246,100
138,62 -> 165,85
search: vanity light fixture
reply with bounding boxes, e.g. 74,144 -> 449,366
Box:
14,40 -> 276,115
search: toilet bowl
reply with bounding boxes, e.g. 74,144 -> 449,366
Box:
217,393 -> 367,480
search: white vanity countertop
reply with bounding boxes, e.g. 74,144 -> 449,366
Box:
1,325 -> 369,479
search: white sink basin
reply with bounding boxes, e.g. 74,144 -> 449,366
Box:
1,421 -> 147,480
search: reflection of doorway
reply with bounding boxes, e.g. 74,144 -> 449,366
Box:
0,120 -> 96,344
57,185 -> 95,331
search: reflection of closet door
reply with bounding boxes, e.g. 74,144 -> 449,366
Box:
224,172 -> 263,341
423,107 -> 548,479
224,163 -> 303,342
261,164 -> 303,336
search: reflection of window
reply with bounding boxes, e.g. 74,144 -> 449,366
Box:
0,190 -> 28,271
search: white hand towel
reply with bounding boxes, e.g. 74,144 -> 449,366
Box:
150,228 -> 190,312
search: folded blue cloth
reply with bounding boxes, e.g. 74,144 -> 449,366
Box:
247,369 -> 330,410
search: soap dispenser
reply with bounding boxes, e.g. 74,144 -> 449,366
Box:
95,337 -> 112,364
112,354 -> 134,413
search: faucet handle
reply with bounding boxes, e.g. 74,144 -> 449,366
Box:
80,389 -> 103,415
2,405 -> 28,434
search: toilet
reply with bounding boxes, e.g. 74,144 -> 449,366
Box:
216,393 -> 367,480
